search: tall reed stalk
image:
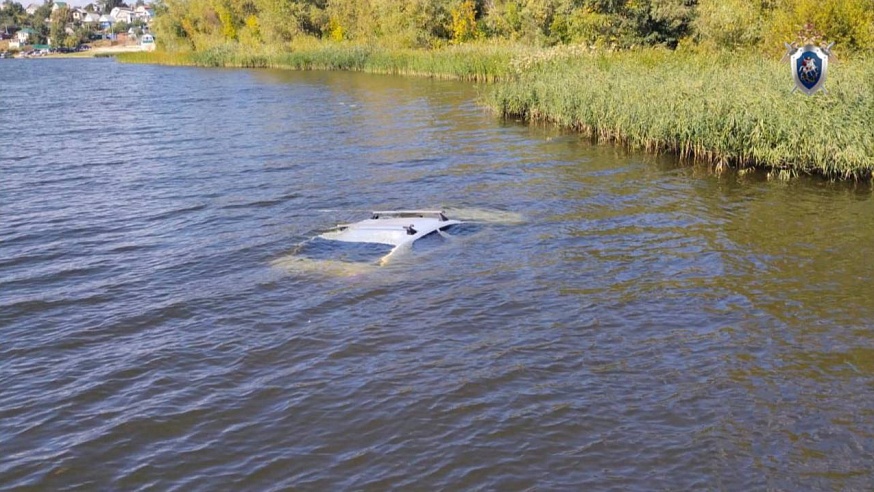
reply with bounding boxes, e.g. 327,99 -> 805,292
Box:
489,47 -> 874,179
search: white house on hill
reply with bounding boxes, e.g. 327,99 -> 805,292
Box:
17,27 -> 36,43
110,7 -> 134,23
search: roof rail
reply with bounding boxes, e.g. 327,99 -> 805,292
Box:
370,210 -> 449,221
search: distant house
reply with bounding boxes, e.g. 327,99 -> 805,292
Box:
135,8 -> 154,22
17,27 -> 36,44
51,1 -> 68,11
72,8 -> 88,21
134,6 -> 152,16
109,7 -> 133,23
25,3 -> 39,15
83,12 -> 100,24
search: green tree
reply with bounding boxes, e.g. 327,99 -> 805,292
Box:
99,0 -> 123,13
482,0 -> 559,45
482,0 -> 625,46
150,0 -> 191,49
1,2 -> 27,26
763,0 -> 874,52
34,1 -> 53,24
73,23 -> 91,43
366,0 -> 449,48
620,0 -> 696,48
562,7 -> 618,45
49,5 -> 70,45
111,19 -> 129,33
693,0 -> 766,49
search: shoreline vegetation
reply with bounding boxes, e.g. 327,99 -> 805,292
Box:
119,44 -> 874,180
117,43 -> 518,80
107,0 -> 874,181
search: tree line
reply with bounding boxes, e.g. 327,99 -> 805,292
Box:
104,0 -> 874,53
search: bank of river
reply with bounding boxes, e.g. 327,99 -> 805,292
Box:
119,44 -> 874,180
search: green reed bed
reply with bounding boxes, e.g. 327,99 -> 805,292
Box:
361,44 -> 517,81
118,42 -> 519,82
117,50 -> 198,65
489,47 -> 874,179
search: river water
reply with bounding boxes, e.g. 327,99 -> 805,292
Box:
2,58 -> 874,490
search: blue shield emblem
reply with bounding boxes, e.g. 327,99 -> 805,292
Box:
790,44 -> 829,95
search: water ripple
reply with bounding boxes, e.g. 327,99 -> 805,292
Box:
2,59 -> 874,490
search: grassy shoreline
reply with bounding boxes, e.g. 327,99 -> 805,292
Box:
118,44 -> 519,81
491,48 -> 874,180
119,44 -> 874,180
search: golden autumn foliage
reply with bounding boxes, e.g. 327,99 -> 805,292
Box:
450,0 -> 478,43
151,0 -> 874,53
763,0 -> 874,52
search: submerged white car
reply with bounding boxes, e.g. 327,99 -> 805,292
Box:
272,207 -> 522,276
318,210 -> 461,265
